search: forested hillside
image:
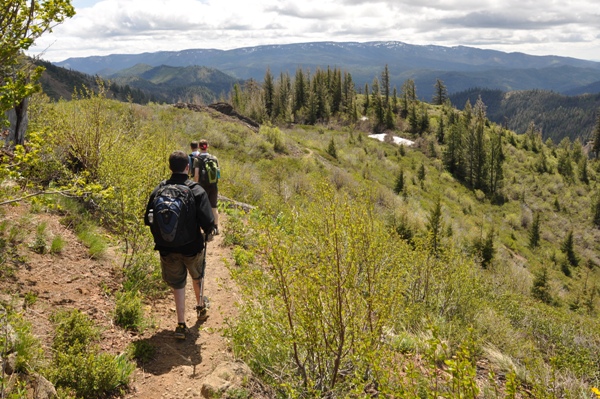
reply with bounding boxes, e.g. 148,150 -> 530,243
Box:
2,61 -> 600,397
450,88 -> 600,142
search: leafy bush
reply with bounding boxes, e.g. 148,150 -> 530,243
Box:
47,309 -> 135,398
114,290 -> 145,331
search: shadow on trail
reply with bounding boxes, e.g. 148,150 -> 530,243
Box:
133,319 -> 207,376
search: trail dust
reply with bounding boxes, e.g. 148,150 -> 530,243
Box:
0,203 -> 268,398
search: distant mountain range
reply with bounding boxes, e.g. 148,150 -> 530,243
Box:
55,41 -> 600,100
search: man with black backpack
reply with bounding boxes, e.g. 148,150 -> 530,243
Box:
145,150 -> 214,340
193,139 -> 220,235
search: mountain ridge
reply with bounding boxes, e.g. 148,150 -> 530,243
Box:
54,41 -> 600,100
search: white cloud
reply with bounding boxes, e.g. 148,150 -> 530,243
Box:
28,0 -> 600,62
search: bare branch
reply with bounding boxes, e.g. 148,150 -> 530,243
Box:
0,189 -> 80,206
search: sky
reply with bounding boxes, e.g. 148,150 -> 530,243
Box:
26,0 -> 600,63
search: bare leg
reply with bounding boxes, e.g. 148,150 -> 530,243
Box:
173,288 -> 185,324
192,278 -> 203,307
212,207 -> 219,230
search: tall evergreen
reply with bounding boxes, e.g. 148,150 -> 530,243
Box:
293,68 -> 307,114
363,83 -> 370,116
381,64 -> 390,108
529,212 -> 541,249
394,169 -> 405,194
263,68 -> 275,120
465,97 -> 487,190
561,230 -> 579,267
432,79 -> 448,105
488,127 -> 504,196
426,196 -> 443,255
371,78 -> 385,128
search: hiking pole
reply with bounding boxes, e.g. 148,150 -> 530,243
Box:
199,233 -> 208,307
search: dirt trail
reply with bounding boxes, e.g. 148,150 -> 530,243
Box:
1,205 -> 244,398
126,220 -> 241,399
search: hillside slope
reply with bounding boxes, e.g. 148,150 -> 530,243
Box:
0,203 -> 269,398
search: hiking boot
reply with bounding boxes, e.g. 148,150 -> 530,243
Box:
174,323 -> 188,340
196,296 -> 210,320
213,226 -> 220,236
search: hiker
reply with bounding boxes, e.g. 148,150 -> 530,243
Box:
193,139 -> 221,235
188,141 -> 200,178
145,150 -> 214,339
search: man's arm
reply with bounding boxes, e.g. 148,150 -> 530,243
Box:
193,186 -> 215,234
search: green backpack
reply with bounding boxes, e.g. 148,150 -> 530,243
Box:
195,154 -> 219,185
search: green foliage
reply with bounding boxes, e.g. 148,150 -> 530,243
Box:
531,268 -> 553,304
114,290 -> 145,331
47,309 -> 135,398
49,235 -> 66,254
560,230 -> 579,267
0,0 -> 75,127
528,212 -> 541,249
326,136 -> 337,159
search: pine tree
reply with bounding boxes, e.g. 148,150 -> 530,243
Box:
488,127 -> 504,196
561,230 -> 579,267
529,212 -> 541,249
394,169 -> 405,194
327,137 -> 337,159
293,68 -> 307,114
432,79 -> 448,105
417,163 -> 426,182
436,116 -> 445,143
362,83 -> 370,116
531,268 -> 553,304
371,78 -> 385,128
426,197 -> 443,255
381,64 -> 390,108
263,68 -> 275,120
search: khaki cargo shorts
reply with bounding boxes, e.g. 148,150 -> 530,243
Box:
159,251 -> 205,289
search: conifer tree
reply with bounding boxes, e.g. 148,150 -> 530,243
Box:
363,83 -> 370,116
394,169 -> 405,194
561,230 -> 579,267
531,268 -> 553,304
444,122 -> 465,179
488,127 -> 504,196
293,68 -> 307,114
579,157 -> 589,184
465,97 -> 487,190
436,116 -> 445,144
381,64 -> 390,107
432,79 -> 448,105
263,68 -> 275,120
371,78 -> 385,128
327,137 -> 337,159
529,212 -> 541,249
418,163 -> 426,182
426,196 -> 443,255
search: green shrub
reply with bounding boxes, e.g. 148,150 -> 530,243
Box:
114,290 -> 144,331
47,309 -> 135,398
50,235 -> 66,254
232,246 -> 254,267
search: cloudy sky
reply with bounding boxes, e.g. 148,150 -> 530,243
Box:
27,0 -> 600,62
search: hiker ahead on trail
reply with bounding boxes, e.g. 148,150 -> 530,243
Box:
144,150 -> 215,340
192,139 -> 220,235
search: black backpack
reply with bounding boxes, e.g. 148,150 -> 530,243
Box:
195,154 -> 219,186
148,181 -> 197,247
